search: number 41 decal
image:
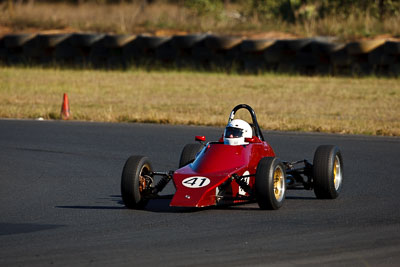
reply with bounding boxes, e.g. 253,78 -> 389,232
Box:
182,177 -> 211,188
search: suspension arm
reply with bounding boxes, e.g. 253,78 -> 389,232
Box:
284,160 -> 313,190
232,173 -> 254,196
150,171 -> 174,194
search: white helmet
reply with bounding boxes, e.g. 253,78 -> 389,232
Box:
223,119 -> 252,146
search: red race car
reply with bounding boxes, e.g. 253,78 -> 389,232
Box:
121,104 -> 343,210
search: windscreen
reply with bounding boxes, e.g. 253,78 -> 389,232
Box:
224,127 -> 243,138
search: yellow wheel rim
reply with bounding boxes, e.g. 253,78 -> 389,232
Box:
333,155 -> 342,190
273,166 -> 285,201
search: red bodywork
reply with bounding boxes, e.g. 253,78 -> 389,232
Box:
170,137 -> 275,207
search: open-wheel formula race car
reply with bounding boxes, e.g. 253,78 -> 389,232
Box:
121,104 -> 343,210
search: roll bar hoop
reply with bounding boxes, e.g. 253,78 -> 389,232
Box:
228,104 -> 265,141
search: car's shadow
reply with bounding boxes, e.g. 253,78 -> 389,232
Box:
56,195 -> 317,213
56,205 -> 126,210
286,196 -> 316,200
147,195 -> 317,212
55,195 -> 197,213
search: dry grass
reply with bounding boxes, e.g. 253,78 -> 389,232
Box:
295,13 -> 400,40
0,66 -> 399,136
1,2 -> 400,40
0,2 -> 225,35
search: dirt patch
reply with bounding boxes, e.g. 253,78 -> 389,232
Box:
0,26 -> 77,38
0,25 -> 301,40
0,25 -> 13,36
241,31 -> 300,40
0,25 -> 300,40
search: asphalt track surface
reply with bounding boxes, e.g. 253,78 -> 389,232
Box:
1,120 -> 400,266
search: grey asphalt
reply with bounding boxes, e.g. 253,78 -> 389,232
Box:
0,120 -> 399,266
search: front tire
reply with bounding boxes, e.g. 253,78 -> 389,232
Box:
178,143 -> 203,168
255,157 -> 286,210
121,156 -> 153,209
313,145 -> 343,199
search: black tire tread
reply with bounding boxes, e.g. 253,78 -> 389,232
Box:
255,157 -> 286,210
313,145 -> 343,199
121,155 -> 152,209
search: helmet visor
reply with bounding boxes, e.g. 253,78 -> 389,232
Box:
225,127 -> 243,138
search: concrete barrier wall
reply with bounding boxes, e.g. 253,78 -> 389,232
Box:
1,33 -> 399,75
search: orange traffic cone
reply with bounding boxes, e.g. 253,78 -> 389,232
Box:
60,93 -> 70,120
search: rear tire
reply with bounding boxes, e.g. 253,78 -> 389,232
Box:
121,156 -> 153,209
178,143 -> 203,168
255,157 -> 286,210
313,145 -> 343,199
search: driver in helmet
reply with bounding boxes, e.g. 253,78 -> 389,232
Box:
223,119 -> 252,146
